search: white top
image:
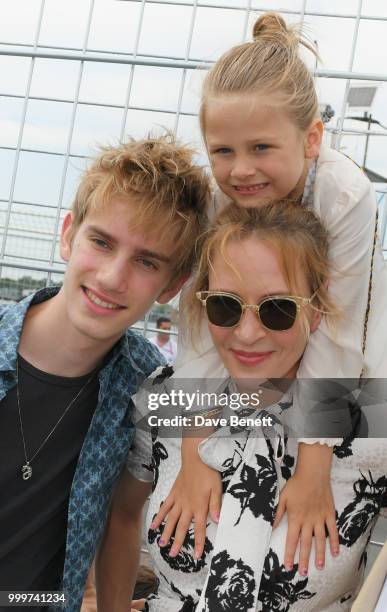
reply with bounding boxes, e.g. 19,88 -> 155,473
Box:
176,144 -> 387,380
150,336 -> 178,365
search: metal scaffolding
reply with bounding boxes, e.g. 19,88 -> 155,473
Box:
0,0 -> 386,291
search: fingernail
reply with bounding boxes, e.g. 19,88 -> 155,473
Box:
194,549 -> 201,560
333,547 -> 340,556
169,548 -> 177,557
159,539 -> 165,546
317,561 -> 324,570
213,512 -> 220,522
300,568 -> 308,576
150,522 -> 156,529
285,564 -> 293,571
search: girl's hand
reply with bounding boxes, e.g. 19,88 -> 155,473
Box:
273,470 -> 339,576
150,449 -> 222,559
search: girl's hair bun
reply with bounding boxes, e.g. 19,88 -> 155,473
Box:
253,11 -> 317,56
253,12 -> 289,42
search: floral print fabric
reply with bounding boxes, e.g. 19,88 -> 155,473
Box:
127,370 -> 387,612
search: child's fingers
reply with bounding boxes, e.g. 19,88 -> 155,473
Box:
298,526 -> 313,577
313,523 -> 326,570
168,512 -> 193,557
131,599 -> 146,610
273,497 -> 286,529
193,511 -> 208,560
326,514 -> 340,558
284,521 -> 301,571
158,507 -> 182,547
151,496 -> 174,530
209,487 -> 222,523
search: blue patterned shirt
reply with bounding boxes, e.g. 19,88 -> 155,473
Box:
0,287 -> 164,611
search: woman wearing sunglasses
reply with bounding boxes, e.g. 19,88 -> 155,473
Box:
126,202 -> 387,611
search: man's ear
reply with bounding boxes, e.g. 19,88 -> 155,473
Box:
305,118 -> 323,159
157,275 -> 189,305
60,212 -> 74,262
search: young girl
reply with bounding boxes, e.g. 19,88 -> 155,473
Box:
151,11 -> 387,578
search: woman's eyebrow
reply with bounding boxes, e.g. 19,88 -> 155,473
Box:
211,289 -> 290,298
260,291 -> 290,298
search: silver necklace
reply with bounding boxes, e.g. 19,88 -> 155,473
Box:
16,358 -> 96,481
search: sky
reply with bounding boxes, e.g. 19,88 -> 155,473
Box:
0,0 -> 386,286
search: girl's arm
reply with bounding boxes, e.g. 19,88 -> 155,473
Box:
273,442 -> 339,575
151,433 -> 222,560
300,154 -> 382,378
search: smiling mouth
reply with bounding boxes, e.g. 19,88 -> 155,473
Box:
233,183 -> 269,193
231,350 -> 273,365
83,287 -> 123,310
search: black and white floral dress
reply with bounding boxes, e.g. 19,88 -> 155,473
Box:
127,371 -> 387,612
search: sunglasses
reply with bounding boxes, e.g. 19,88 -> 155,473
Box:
196,290 -> 318,332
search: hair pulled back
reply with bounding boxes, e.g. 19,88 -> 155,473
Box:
200,11 -> 319,132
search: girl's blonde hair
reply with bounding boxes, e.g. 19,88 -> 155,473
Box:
200,12 -> 319,133
186,201 -> 339,340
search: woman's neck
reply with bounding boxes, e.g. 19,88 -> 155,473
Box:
234,375 -> 296,410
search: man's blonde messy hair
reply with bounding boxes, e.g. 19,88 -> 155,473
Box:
71,132 -> 211,278
186,201 -> 339,341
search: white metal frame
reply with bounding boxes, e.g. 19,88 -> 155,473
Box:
0,0 -> 386,281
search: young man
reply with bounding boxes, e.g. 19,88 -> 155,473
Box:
0,134 -> 209,612
150,316 -> 178,364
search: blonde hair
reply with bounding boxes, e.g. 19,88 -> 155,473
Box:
71,133 -> 211,278
200,12 -> 319,133
187,201 -> 338,339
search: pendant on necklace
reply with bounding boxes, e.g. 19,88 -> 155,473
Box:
22,464 -> 32,480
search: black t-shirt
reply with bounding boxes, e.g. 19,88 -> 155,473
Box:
0,355 -> 99,607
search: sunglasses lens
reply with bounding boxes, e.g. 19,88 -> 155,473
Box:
206,295 -> 242,327
259,298 -> 298,331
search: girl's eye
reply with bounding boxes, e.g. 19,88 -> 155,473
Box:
255,144 -> 269,151
211,147 -> 232,155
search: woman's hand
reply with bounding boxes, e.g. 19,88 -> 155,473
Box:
150,437 -> 222,559
273,443 -> 339,576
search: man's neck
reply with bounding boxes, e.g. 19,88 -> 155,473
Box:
17,290 -> 119,377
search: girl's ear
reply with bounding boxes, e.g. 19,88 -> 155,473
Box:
305,119 -> 324,159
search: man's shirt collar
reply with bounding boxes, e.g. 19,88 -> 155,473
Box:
0,287 -> 142,375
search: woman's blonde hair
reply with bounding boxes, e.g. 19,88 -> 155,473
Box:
186,201 -> 339,340
200,12 -> 319,133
